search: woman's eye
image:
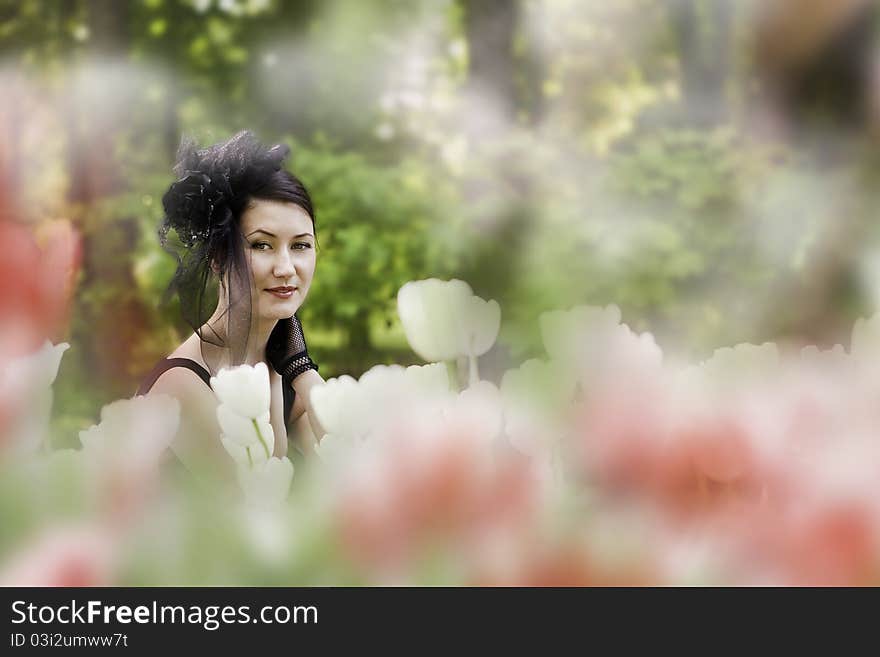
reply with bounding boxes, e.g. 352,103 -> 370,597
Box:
251,242 -> 271,251
293,242 -> 312,250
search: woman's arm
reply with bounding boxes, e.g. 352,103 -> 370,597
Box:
267,315 -> 326,448
287,369 -> 327,447
290,408 -> 318,456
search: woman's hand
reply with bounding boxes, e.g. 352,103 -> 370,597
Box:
265,314 -> 319,382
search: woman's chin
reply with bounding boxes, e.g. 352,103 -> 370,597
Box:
258,290 -> 308,321
260,304 -> 300,321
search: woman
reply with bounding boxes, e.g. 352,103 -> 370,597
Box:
137,131 -> 325,478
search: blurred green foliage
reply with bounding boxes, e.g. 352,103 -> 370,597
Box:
3,0 -> 879,433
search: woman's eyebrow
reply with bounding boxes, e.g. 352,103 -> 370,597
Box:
246,229 -> 313,238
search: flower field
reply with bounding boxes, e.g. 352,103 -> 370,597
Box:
2,238 -> 879,586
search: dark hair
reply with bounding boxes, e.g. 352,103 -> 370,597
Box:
159,130 -> 314,367
249,169 -> 315,227
161,131 -> 315,274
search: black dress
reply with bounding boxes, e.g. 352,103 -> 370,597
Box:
137,358 -> 295,435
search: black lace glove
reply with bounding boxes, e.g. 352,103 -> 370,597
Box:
266,314 -> 319,384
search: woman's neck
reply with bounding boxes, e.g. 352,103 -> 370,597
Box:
245,317 -> 277,365
200,306 -> 277,368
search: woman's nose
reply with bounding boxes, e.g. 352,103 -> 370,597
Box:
273,249 -> 296,278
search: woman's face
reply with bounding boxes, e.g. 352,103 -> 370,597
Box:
239,199 -> 316,322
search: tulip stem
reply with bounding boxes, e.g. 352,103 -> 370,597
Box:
246,446 -> 254,468
252,418 -> 271,459
445,360 -> 459,392
468,354 -> 479,388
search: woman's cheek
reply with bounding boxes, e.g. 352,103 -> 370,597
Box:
300,269 -> 314,302
250,252 -> 272,279
299,254 -> 317,281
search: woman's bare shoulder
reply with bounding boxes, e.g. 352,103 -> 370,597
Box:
149,336 -> 216,409
167,333 -> 207,363
150,336 -> 211,396
149,365 -> 214,402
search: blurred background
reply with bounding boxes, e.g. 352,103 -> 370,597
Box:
2,0 -> 880,446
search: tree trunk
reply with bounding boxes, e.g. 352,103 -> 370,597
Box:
66,0 -> 151,398
457,0 -> 539,381
673,0 -> 733,126
344,308 -> 374,376
0,73 -> 23,223
461,0 -> 521,140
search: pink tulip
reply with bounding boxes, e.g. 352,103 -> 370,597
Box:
0,525 -> 116,587
335,417 -> 542,579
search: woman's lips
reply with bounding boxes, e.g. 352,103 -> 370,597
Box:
266,286 -> 297,299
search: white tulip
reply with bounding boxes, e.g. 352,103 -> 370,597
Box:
800,344 -> 847,370
216,406 -> 273,456
222,436 -> 270,469
442,380 -> 504,443
851,312 -> 880,356
0,341 -> 69,390
359,363 -> 451,407
210,362 -> 271,419
309,375 -> 364,439
397,279 -> 500,367
539,305 -> 663,388
358,365 -> 408,411
398,278 -> 468,362
401,363 -> 454,419
238,456 -> 294,508
314,433 -> 353,466
501,358 -> 574,407
504,403 -> 550,456
539,305 -> 621,363
79,394 -> 180,464
240,506 -> 292,565
462,293 -> 501,358
681,342 -> 779,397
310,363 -> 453,451
358,364 -> 447,430
500,359 -> 572,456
0,341 -> 69,453
851,312 -> 880,373
403,362 -> 450,394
